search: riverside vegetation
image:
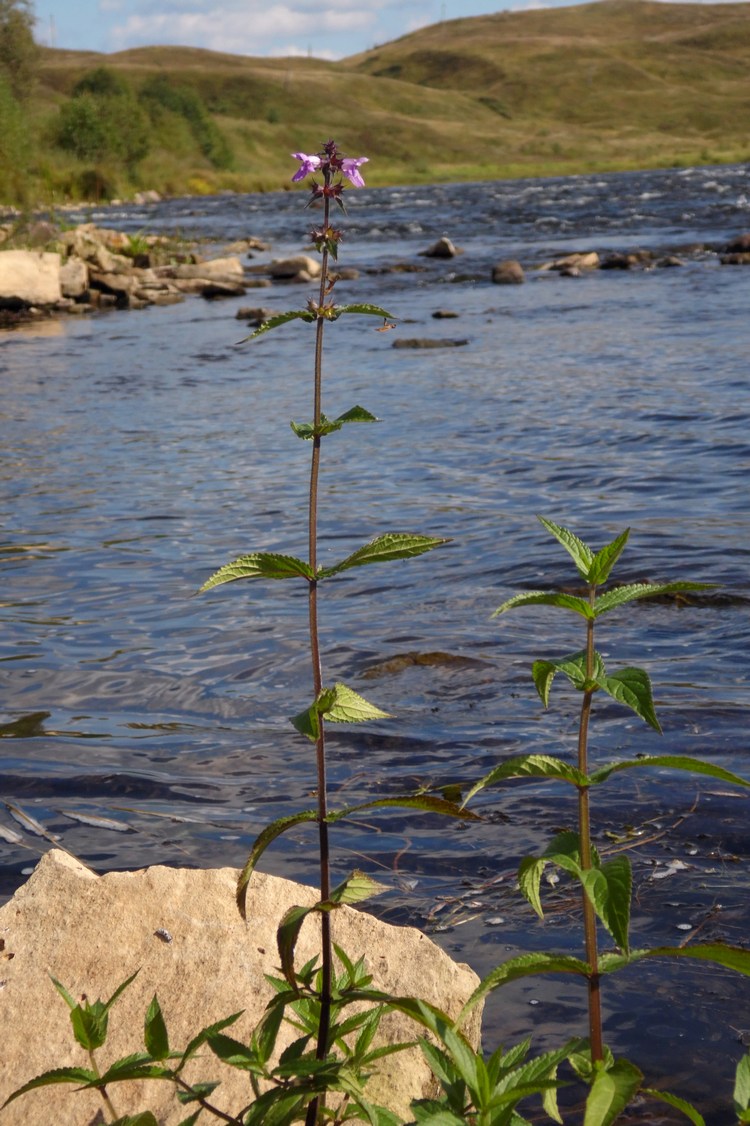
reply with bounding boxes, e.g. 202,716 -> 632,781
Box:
3,0 -> 750,204
5,141 -> 750,1126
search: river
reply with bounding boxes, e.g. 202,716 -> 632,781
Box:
2,161 -> 749,1120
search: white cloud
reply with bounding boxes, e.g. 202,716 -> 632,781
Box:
109,4 -> 379,55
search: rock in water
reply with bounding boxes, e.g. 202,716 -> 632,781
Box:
0,850 -> 482,1124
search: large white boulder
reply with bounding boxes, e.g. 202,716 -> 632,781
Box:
0,850 -> 481,1125
0,250 -> 62,307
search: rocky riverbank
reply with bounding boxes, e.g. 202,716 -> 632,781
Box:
0,220 -> 749,331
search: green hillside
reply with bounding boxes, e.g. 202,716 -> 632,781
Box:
6,0 -> 750,204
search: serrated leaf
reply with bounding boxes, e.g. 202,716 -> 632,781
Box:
335,405 -> 380,425
50,975 -> 77,1011
458,953 -> 591,1022
97,1054 -> 172,1084
642,1088 -> 706,1125
580,855 -> 632,952
329,870 -> 390,906
178,1012 -> 244,1071
593,581 -> 714,617
253,1001 -> 285,1068
532,651 -> 605,706
237,810 -> 318,917
200,552 -> 313,593
2,1067 -> 98,1106
735,1053 -> 750,1115
290,414 -> 343,440
71,1004 -> 108,1051
493,591 -> 593,619
537,516 -> 595,579
144,995 -> 169,1060
584,1059 -> 642,1126
518,856 -> 545,917
596,667 -> 661,732
207,1032 -> 262,1072
331,302 -> 395,319
462,755 -> 588,806
289,702 -> 319,742
176,1081 -> 220,1105
600,942 -> 750,977
328,793 -> 480,824
239,308 -> 315,342
589,755 -> 749,789
588,529 -> 630,585
318,533 -> 447,579
323,683 -> 391,725
277,904 -> 317,989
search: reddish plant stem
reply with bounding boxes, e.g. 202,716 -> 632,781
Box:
578,590 -> 604,1062
306,185 -> 333,1126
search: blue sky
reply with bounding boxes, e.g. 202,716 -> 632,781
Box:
36,0 -> 726,60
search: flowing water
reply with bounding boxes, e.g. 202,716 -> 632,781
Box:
2,162 -> 750,1119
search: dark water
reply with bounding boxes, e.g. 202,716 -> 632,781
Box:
2,163 -> 750,1119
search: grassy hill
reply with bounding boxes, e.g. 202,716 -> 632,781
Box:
16,0 -> 750,203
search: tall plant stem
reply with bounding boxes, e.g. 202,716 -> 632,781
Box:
306,191 -> 333,1126
578,588 -> 603,1062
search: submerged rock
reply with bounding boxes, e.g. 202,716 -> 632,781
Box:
491,259 -> 524,284
420,237 -> 462,258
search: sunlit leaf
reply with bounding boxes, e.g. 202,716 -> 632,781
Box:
596,667 -> 661,732
331,303 -> 395,319
462,755 -> 588,806
589,755 -> 750,789
735,1052 -> 750,1117
239,308 -> 315,342
2,1067 -> 98,1106
580,856 -> 632,952
329,794 -> 480,825
207,1032 -> 263,1072
537,516 -> 594,579
518,856 -> 545,917
318,533 -> 447,579
278,903 -> 319,987
50,976 -> 77,1011
200,552 -> 313,592
323,683 -> 391,725
329,870 -> 390,905
290,405 -> 379,441
493,591 -> 593,619
458,953 -> 591,1021
532,651 -> 605,706
643,1088 -> 706,1126
583,1059 -> 642,1126
97,1054 -> 172,1084
237,810 -> 318,917
289,703 -> 319,742
178,1012 -> 244,1071
600,943 -> 750,977
588,529 -> 630,586
593,581 -> 714,617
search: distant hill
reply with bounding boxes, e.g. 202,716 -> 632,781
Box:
25,0 -> 750,202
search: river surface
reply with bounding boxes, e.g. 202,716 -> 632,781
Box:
2,162 -> 750,1120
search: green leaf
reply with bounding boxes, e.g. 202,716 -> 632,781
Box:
177,1011 -> 244,1071
176,1081 -> 220,1105
493,591 -> 593,619
537,516 -> 595,580
317,532 -> 448,579
277,903 -> 317,989
252,1000 -> 285,1068
207,1032 -> 263,1072
583,1059 -> 642,1126
462,755 -> 589,807
176,1112 -> 202,1126
144,995 -> 170,1060
331,302 -> 395,319
532,651 -> 604,705
97,1054 -> 173,1084
593,581 -> 714,617
600,942 -> 750,977
50,976 -> 77,1011
588,529 -> 631,585
109,1115 -> 160,1126
200,552 -> 313,593
735,1052 -> 750,1115
329,870 -> 390,906
104,970 -> 141,1013
291,405 -> 380,440
237,810 -> 318,918
589,755 -> 749,789
70,1004 -> 108,1051
323,683 -> 391,725
518,855 -> 545,918
289,702 -> 320,742
239,308 -> 315,341
458,953 -> 591,1022
642,1088 -> 706,1125
2,1067 -> 98,1106
596,667 -> 661,732
580,855 -> 632,952
329,793 -> 480,825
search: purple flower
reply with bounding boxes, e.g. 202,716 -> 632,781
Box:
340,157 -> 369,188
291,152 -> 322,182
